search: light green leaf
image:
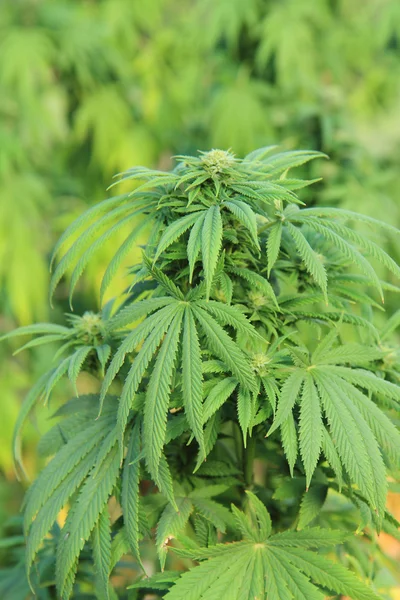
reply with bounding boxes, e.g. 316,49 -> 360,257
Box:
202,205 -> 223,299
156,497 -> 194,570
144,309 -> 184,478
224,199 -> 259,248
182,309 -> 204,453
299,374 -> 322,488
122,421 -> 143,567
154,212 -> 204,263
203,377 -> 238,423
92,506 -> 111,600
266,221 -> 282,275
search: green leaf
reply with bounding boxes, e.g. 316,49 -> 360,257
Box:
299,374 -> 322,489
100,216 -> 151,303
191,498 -> 233,532
237,386 -> 252,443
165,542 -> 255,600
121,421 -> 143,568
12,372 -> 48,477
107,297 -> 176,331
56,443 -> 120,598
50,202 -> 135,304
266,221 -> 282,275
203,377 -> 238,423
154,454 -> 177,510
156,497 -> 194,570
226,266 -> 278,307
297,485 -> 327,530
281,413 -> 298,477
325,366 -> 400,402
117,304 -> 180,453
314,371 -> 386,516
154,212 -> 204,262
265,549 -> 324,600
286,222 -> 327,299
144,309 -> 184,478
26,445 -> 100,576
245,491 -> 272,540
271,546 -> 382,600
321,428 -> 343,489
347,382 -> 400,466
224,199 -> 259,248
196,299 -> 264,341
67,346 -> 92,392
192,305 -> 256,391
165,524 -> 371,600
290,216 -> 384,301
182,309 -> 204,453
50,194 -> 129,268
129,571 -> 181,591
268,370 -> 304,436
92,506 -> 111,600
269,527 -> 347,549
24,415 -> 115,533
299,206 -> 399,235
0,323 -> 70,341
187,211 -> 206,283
202,205 -> 223,299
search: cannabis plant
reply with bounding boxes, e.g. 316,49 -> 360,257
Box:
3,147 -> 400,599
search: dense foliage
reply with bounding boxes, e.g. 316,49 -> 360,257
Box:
2,147 -> 400,598
2,0 -> 400,478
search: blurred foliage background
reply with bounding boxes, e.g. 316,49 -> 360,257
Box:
1,0 -> 400,595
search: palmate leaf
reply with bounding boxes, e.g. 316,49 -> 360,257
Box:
166,497 -> 379,600
250,150 -> 326,175
49,194 -> 131,268
67,208 -> 146,306
129,571 -> 181,592
50,202 -> 140,304
56,442 -> 120,598
191,497 -> 233,532
314,371 -> 387,519
99,293 -> 257,472
26,445 -> 100,578
268,340 -> 396,516
293,218 -> 385,300
24,414 -> 116,532
116,304 -> 181,453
